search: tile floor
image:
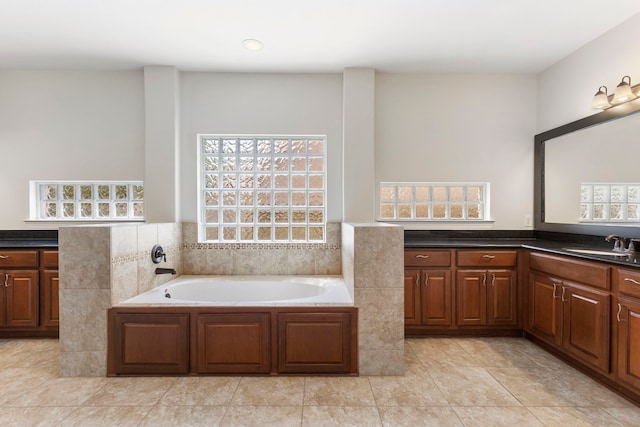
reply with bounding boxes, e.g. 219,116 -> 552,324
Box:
0,337 -> 639,426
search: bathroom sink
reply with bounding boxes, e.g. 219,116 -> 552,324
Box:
564,248 -> 629,257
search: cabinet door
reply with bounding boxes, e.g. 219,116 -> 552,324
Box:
562,283 -> 610,373
456,270 -> 486,325
420,269 -> 452,326
41,270 -> 59,327
4,270 -> 38,327
404,269 -> 421,325
528,272 -> 562,346
108,312 -> 190,375
278,311 -> 355,374
487,269 -> 518,326
196,313 -> 271,374
617,298 -> 640,389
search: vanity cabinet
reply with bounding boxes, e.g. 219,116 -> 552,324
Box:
404,250 -> 454,332
456,250 -> 518,327
615,268 -> 640,390
404,248 -> 520,334
0,250 -> 39,328
41,251 -> 59,327
0,248 -> 59,337
527,252 -> 611,374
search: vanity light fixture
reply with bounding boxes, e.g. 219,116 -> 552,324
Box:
591,86 -> 611,109
592,75 -> 639,110
611,75 -> 636,104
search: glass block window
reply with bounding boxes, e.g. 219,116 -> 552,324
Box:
581,183 -> 640,222
33,181 -> 144,221
379,183 -> 489,221
198,135 -> 326,242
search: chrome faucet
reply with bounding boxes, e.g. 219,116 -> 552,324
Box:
605,234 -> 627,252
629,239 -> 640,252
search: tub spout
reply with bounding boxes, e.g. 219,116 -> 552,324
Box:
155,268 -> 176,275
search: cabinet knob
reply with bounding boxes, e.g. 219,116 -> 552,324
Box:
624,277 -> 640,286
482,254 -> 496,259
415,254 -> 430,259
0,255 -> 10,259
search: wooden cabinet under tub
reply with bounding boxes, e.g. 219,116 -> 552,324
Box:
107,306 -> 358,376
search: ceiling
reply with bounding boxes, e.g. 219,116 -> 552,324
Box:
2,0 -> 640,73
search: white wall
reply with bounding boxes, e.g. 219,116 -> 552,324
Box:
375,73 -> 537,229
179,72 -> 344,222
0,70 -> 145,229
537,12 -> 640,131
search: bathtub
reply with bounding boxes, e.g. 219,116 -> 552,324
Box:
120,275 -> 353,306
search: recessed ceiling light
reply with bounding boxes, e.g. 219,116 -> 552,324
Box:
242,39 -> 263,51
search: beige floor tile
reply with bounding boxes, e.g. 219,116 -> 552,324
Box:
378,406 -> 463,426
304,377 -> 376,406
428,367 -> 521,407
604,407 -> 640,425
0,367 -> 59,405
140,405 -> 228,427
369,375 -> 449,407
528,406 -> 629,426
408,338 -> 482,367
453,406 -> 543,426
455,338 -> 541,368
0,406 -> 76,427
60,406 -> 152,426
8,377 -> 107,407
82,377 -> 176,406
302,405 -> 382,426
488,366 -> 632,408
222,405 -> 302,426
402,345 -> 427,377
160,377 -> 240,406
231,376 -> 305,406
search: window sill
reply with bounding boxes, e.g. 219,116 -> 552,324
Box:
25,219 -> 145,224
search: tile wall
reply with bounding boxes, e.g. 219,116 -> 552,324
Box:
342,223 -> 405,375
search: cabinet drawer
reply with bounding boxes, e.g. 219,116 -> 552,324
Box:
404,250 -> 451,267
456,250 -> 517,267
618,268 -> 640,299
529,252 -> 610,290
41,251 -> 59,269
0,250 -> 38,268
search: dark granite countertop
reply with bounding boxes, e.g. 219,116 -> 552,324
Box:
0,240 -> 59,249
0,230 -> 58,249
405,237 -> 640,268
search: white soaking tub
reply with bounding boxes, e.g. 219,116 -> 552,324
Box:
120,275 -> 353,306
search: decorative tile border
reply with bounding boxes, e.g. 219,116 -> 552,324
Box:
110,241 -> 339,267
111,244 -> 182,267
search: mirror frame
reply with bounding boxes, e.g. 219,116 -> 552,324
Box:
535,101 -> 640,239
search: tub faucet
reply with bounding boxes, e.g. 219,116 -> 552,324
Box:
606,234 -> 627,252
155,267 -> 176,275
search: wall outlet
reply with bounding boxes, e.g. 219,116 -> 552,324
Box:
524,215 -> 533,227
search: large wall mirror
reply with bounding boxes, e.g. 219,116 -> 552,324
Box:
535,99 -> 640,239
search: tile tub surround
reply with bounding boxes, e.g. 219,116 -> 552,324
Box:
59,221 -> 404,377
181,222 -> 342,275
342,223 -> 405,375
59,223 -> 183,377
